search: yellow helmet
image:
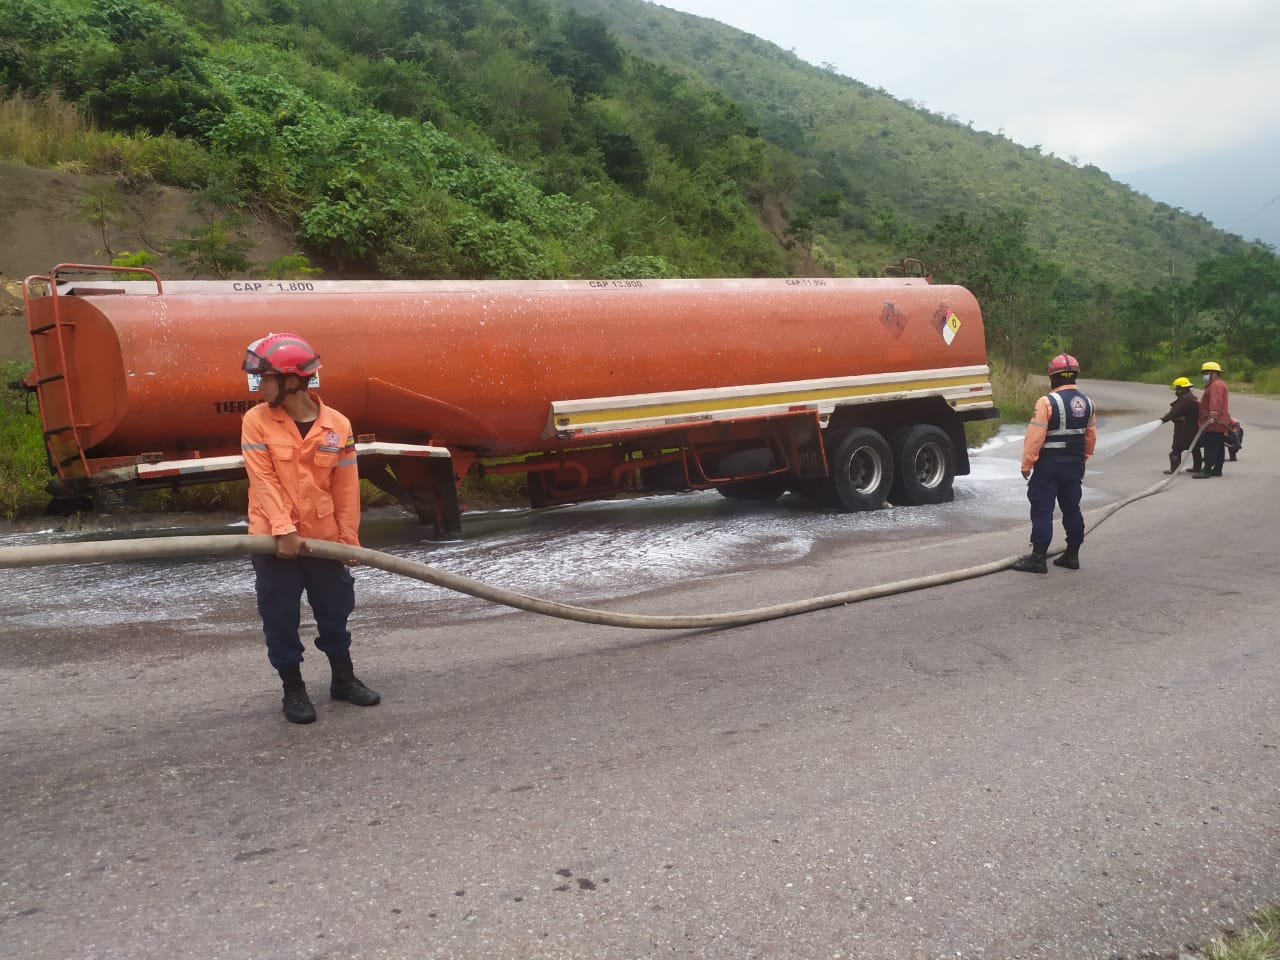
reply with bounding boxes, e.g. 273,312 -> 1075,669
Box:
1202,361 -> 1222,372
1171,376 -> 1192,389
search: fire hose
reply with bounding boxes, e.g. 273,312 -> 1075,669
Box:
0,430 -> 1206,631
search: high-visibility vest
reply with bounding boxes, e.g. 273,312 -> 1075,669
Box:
1041,388 -> 1093,458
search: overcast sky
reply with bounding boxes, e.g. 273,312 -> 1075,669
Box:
655,0 -> 1280,177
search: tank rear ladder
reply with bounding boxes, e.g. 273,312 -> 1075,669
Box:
21,263 -> 164,482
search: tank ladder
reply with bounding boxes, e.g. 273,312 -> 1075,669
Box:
20,263 -> 163,480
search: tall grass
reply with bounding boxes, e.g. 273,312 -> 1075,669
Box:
964,357 -> 1039,446
1246,365 -> 1280,396
0,362 -> 51,519
1204,903 -> 1280,960
0,90 -> 211,188
0,90 -> 86,168
989,356 -> 1041,423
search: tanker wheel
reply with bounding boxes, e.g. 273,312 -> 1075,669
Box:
888,424 -> 955,506
789,477 -> 838,507
715,474 -> 788,502
828,427 -> 893,512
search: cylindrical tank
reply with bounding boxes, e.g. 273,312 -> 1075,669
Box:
26,278 -> 987,466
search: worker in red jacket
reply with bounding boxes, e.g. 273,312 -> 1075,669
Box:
1193,361 -> 1231,479
1012,353 -> 1097,574
241,333 -> 380,724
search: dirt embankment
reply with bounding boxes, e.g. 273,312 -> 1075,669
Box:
1,161 -> 297,363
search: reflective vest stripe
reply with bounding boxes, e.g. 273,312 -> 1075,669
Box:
1042,390 -> 1092,455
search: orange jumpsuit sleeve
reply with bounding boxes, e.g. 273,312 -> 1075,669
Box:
1020,396 -> 1050,473
331,426 -> 361,547
242,412 -> 298,537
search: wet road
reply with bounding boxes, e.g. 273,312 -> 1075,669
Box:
0,395 -> 1154,636
2,380 -> 1278,959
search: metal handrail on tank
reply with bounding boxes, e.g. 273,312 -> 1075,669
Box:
21,264 -> 164,482
883,257 -> 930,279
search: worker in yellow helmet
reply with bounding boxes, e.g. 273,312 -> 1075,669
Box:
1193,361 -> 1231,478
1159,376 -> 1199,474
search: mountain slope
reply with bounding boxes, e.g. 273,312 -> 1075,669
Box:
563,0 -> 1250,285
1118,135 -> 1280,252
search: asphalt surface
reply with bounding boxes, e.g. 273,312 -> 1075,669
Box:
1,379 -> 1277,960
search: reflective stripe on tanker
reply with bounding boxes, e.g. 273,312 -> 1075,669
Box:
549,365 -> 993,437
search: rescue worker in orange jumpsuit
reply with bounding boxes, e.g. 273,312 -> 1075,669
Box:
1012,353 -> 1097,574
241,333 -> 380,724
1193,361 -> 1231,479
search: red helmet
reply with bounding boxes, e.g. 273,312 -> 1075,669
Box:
243,333 -> 321,377
1047,353 -> 1080,376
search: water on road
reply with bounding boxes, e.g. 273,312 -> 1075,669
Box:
0,419 -> 1136,636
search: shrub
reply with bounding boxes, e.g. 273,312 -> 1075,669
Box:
262,254 -> 322,280
1250,365 -> 1280,396
0,361 -> 50,519
989,357 -> 1040,425
110,249 -> 157,280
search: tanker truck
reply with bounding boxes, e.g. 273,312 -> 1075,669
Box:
18,264 -> 997,538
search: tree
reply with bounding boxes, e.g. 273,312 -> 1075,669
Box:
1193,248 -> 1280,364
907,209 -> 1059,366
81,0 -> 227,136
782,210 -> 813,256
1116,283 -> 1168,368
167,182 -> 252,278
1153,274 -> 1196,361
76,183 -> 124,258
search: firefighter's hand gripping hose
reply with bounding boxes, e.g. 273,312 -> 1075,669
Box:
0,436 -> 1201,631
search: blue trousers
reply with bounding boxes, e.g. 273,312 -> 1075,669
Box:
252,554 -> 355,670
1026,455 -> 1085,547
1201,432 -> 1225,473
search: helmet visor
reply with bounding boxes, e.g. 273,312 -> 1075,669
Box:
293,354 -> 321,376
242,349 -> 274,374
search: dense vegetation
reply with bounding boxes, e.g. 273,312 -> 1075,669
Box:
2,0 -> 1279,517
1,0 -> 791,279
566,0 -> 1254,283
563,0 -> 1280,378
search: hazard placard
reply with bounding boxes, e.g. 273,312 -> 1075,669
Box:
942,311 -> 961,346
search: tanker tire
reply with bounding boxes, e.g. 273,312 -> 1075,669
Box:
715,475 -> 788,502
828,427 -> 893,512
788,477 -> 838,507
888,424 -> 955,506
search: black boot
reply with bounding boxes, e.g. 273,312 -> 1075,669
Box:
1053,542 -> 1080,570
329,654 -> 381,706
1209,465 -> 1223,477
278,665 -> 316,724
1012,543 -> 1049,574
1162,453 -> 1179,475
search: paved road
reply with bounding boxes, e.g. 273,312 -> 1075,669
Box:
2,380 -> 1278,960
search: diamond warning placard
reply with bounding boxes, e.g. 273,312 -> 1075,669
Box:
941,311 -> 960,346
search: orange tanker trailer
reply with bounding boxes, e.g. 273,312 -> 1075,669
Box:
19,264 -> 997,537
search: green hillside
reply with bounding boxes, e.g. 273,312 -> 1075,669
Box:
1,0 -> 793,280
563,0 -> 1244,285
1,0 -> 1276,379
